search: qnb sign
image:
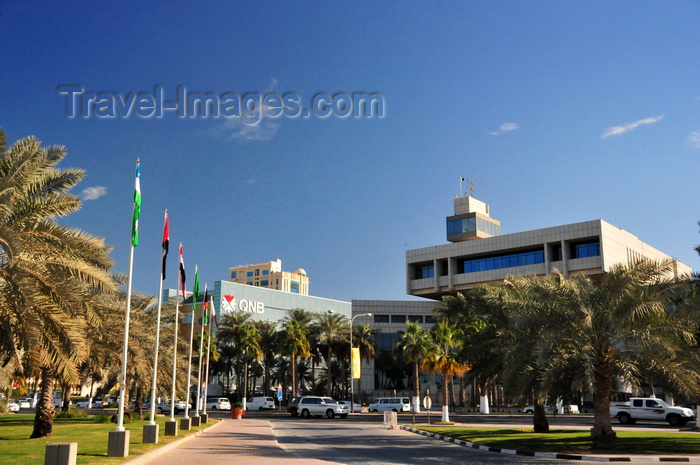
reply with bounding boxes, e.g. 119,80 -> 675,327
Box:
221,294 -> 265,314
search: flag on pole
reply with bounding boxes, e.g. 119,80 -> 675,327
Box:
193,266 -> 200,312
351,347 -> 361,379
161,211 -> 169,280
210,296 -> 218,331
202,284 -> 209,326
131,160 -> 141,247
179,243 -> 186,295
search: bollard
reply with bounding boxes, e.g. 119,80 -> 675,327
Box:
45,442 -> 77,465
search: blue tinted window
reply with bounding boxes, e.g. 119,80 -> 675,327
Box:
415,264 -> 434,279
261,280 -> 269,286
374,314 -> 390,323
572,241 -> 600,259
459,249 -> 544,274
230,271 -> 236,279
262,270 -> 269,275
247,271 -> 254,277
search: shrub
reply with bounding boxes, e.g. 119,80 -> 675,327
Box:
93,414 -> 111,423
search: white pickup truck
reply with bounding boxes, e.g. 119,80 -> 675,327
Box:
610,397 -> 695,426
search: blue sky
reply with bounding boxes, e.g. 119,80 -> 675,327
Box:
1,1 -> 699,302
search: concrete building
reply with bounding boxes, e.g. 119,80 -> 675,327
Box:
228,259 -> 309,295
406,195 -> 692,300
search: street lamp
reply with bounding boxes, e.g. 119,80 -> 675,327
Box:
329,309 -> 372,413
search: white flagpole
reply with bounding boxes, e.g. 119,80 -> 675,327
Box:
184,265 -> 198,419
203,295 -> 214,413
147,210 -> 167,425
194,285 -> 206,417
168,244 -> 183,422
115,159 -> 140,433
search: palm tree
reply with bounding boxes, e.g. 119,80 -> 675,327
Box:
495,261 -> 700,450
279,319 -> 311,395
394,322 -> 432,413
218,315 -> 261,407
422,321 -> 466,422
255,321 -> 277,397
313,312 -> 348,396
0,129 -> 116,438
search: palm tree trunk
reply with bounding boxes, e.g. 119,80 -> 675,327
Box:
291,354 -> 297,396
441,369 -> 449,422
326,344 -> 332,397
413,361 -> 420,413
591,360 -> 616,449
243,356 -> 249,409
30,366 -> 56,438
533,402 -> 549,433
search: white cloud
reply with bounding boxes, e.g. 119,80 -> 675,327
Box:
215,78 -> 281,142
488,123 -> 519,136
687,130 -> 700,149
80,186 -> 107,201
602,115 -> 664,138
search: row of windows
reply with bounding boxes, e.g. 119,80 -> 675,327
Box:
446,217 -> 501,237
230,269 -> 272,279
460,249 -> 545,273
373,314 -> 436,324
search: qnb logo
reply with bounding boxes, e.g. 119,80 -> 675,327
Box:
221,294 -> 265,314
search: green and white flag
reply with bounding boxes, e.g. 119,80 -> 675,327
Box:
131,160 -> 141,247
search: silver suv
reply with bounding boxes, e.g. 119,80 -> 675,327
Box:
296,396 -> 348,419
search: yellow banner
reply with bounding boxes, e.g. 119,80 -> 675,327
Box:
351,347 -> 361,379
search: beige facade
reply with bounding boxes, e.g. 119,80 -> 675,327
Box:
228,259 -> 309,295
407,196 -> 693,300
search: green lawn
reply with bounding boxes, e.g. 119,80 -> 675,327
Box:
415,426 -> 700,455
0,413 -> 217,465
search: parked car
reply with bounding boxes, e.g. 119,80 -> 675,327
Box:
72,398 -> 90,408
7,401 -> 20,412
17,399 -> 31,409
246,396 -> 275,411
206,398 -> 231,410
611,397 -> 695,426
337,400 -> 362,412
523,402 -> 580,414
287,396 -> 302,416
155,400 -> 188,414
295,396 -> 348,419
368,397 -> 410,413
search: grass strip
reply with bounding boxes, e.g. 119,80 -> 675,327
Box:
415,426 -> 700,455
0,413 -> 217,465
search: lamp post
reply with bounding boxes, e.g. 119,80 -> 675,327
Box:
329,310 -> 372,413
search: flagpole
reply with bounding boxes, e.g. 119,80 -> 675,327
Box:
108,159 -> 140,457
203,295 -> 214,411
194,284 -> 207,418
146,210 -> 168,433
184,265 -> 198,420
168,244 -> 183,423
165,242 -> 189,436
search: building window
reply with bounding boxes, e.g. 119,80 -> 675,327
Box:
374,314 -> 390,323
255,269 -> 260,276
415,264 -> 434,279
425,315 -> 436,324
247,281 -> 253,285
551,244 -> 563,261
459,248 -> 545,274
247,271 -> 254,277
261,280 -> 269,286
408,315 -> 423,323
263,270 -> 269,275
230,271 -> 237,279
571,240 -> 600,259
391,315 -> 406,323
291,281 -> 300,293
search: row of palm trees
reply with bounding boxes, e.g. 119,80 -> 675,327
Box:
394,260 -> 700,450
0,129 -> 195,438
213,309 -> 378,405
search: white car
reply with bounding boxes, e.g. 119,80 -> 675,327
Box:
368,397 -> 410,413
155,400 -> 188,414
18,399 -> 31,409
7,401 -> 20,412
296,396 -> 348,419
72,399 -> 91,408
206,398 -> 231,410
338,400 -> 362,412
246,396 -> 275,411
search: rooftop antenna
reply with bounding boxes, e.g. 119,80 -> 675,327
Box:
460,177 -> 475,197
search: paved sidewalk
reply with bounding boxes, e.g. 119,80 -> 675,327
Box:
126,418 -> 339,465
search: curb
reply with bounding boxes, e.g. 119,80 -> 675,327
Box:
401,426 -> 700,463
123,419 -> 224,465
